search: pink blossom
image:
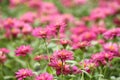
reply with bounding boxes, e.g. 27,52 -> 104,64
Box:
15,45 -> 33,56
79,32 -> 97,41
103,42 -> 119,54
35,73 -> 53,80
32,27 -> 49,39
53,50 -> 74,61
20,12 -> 37,23
103,28 -> 120,39
0,52 -> 7,64
16,68 -> 33,80
72,41 -> 90,50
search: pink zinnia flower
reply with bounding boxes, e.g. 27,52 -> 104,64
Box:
16,68 -> 33,80
72,41 -> 90,50
34,55 -> 48,61
0,52 -> 7,64
91,53 -> 106,66
35,73 -> 53,80
103,28 -> 120,40
20,12 -> 37,23
79,32 -> 97,41
32,27 -> 49,39
53,50 -> 74,61
15,45 -> 33,56
0,48 -> 10,54
103,42 -> 119,54
0,48 -> 9,64
21,23 -> 32,35
49,58 -> 63,70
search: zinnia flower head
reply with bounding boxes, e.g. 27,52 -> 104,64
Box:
34,54 -> 48,61
72,41 -> 90,50
0,52 -> 7,64
103,42 -> 119,54
49,58 -> 63,70
0,48 -> 10,54
79,31 -> 97,41
0,48 -> 9,64
32,27 -> 49,39
103,28 -> 120,40
35,73 -> 53,80
53,50 -> 74,61
16,68 -> 33,80
15,45 -> 33,56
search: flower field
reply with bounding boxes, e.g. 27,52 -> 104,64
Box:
0,0 -> 120,80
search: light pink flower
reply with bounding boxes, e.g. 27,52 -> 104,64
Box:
103,42 -> 119,54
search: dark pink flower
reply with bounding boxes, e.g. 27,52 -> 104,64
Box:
32,27 -> 49,39
49,58 -> 63,70
53,50 -> 74,61
16,68 -> 33,80
15,45 -> 33,56
91,52 -> 106,66
35,73 -> 53,80
60,39 -> 70,48
72,41 -> 90,50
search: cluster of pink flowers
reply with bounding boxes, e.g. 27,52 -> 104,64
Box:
49,50 -> 75,75
3,18 -> 33,38
60,0 -> 87,7
1,0 -> 120,80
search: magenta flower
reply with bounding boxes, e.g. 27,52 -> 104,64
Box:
21,23 -> 32,35
32,27 -> 49,39
34,55 -> 48,61
103,42 -> 119,54
91,52 -> 106,66
15,45 -> 33,56
0,48 -> 10,54
0,52 -> 7,64
49,58 -> 72,75
0,48 -> 9,64
72,41 -> 90,50
49,58 -> 63,70
60,39 -> 70,48
53,50 -> 74,61
91,51 -> 115,66
79,32 -> 97,41
20,12 -> 37,23
35,73 -> 53,80
103,28 -> 120,40
16,68 -> 33,80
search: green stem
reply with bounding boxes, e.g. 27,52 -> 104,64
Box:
44,39 -> 49,55
80,49 -> 85,80
81,72 -> 84,80
99,67 -> 103,80
0,64 -> 4,79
